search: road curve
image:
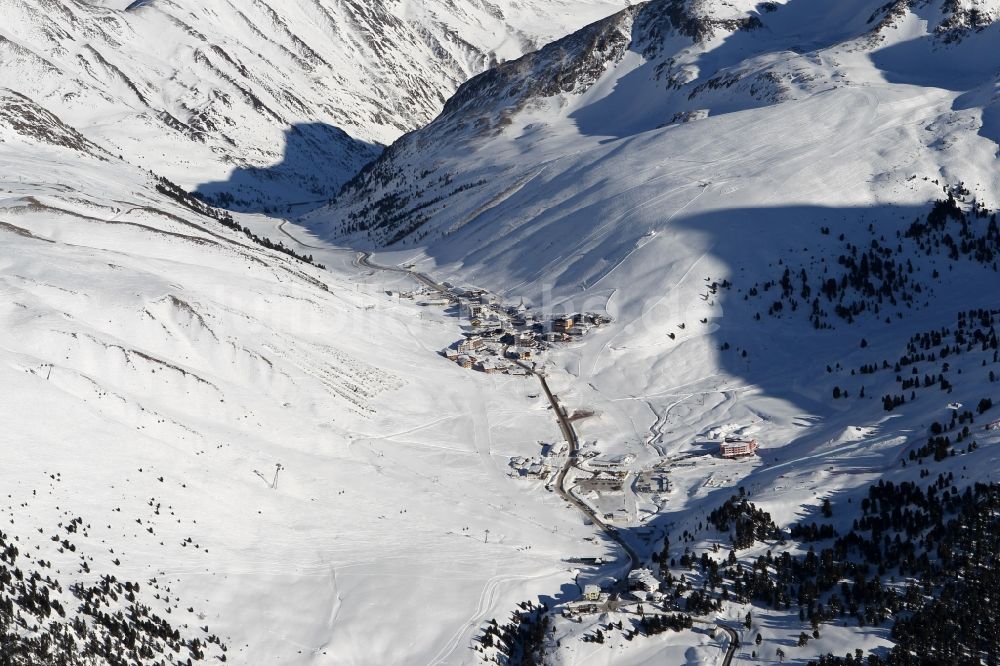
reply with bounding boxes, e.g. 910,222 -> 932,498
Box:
717,623 -> 739,666
356,251 -> 446,294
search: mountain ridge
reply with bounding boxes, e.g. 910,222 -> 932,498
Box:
0,0 -> 629,210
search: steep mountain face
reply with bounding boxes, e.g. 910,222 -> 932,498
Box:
316,0 -> 1000,251
0,0 -> 629,210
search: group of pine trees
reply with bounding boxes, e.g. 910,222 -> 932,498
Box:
745,190 -> 999,328
475,601 -> 549,666
0,526 -> 226,665
670,475 -> 1000,665
155,176 -> 328,271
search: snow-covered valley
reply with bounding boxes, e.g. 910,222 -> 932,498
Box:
3,0 -> 1000,664
0,110 -> 615,664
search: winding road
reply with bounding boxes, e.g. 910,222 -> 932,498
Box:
516,361 -> 640,592
343,247 -> 735,664
717,624 -> 739,666
353,248 -> 642,589
356,251 -> 446,294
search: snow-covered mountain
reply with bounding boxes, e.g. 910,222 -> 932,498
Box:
300,5 -> 1000,659
0,0 -> 629,211
315,0 -> 1000,254
6,0 -> 1000,664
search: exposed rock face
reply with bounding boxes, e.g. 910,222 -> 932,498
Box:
0,0 -> 628,210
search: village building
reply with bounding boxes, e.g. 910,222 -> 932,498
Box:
637,470 -> 670,494
457,337 -> 485,354
553,316 -> 575,333
583,585 -> 602,602
526,462 -> 549,478
506,347 -> 533,361
720,438 -> 759,458
588,453 -> 636,471
417,297 -> 451,307
544,441 -> 569,457
475,358 -> 504,374
464,302 -> 487,319
628,568 -> 659,593
576,474 -> 623,493
456,355 -> 474,369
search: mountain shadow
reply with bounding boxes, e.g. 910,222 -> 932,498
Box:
194,122 -> 381,216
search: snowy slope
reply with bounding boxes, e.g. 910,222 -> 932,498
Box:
0,0 -> 629,211
0,96 -> 620,664
316,0 -> 1000,248
302,2 -> 1000,659
309,0 -> 1000,420
6,0 -> 1000,663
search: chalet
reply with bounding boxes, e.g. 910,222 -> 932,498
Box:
553,316 -> 575,333
720,438 -> 759,458
476,358 -> 504,374
544,441 -> 569,457
506,347 -> 533,361
465,302 -> 487,319
525,462 -> 550,478
628,568 -> 659,593
456,355 -> 474,369
583,585 -> 602,601
443,348 -> 460,360
457,337 -> 485,354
